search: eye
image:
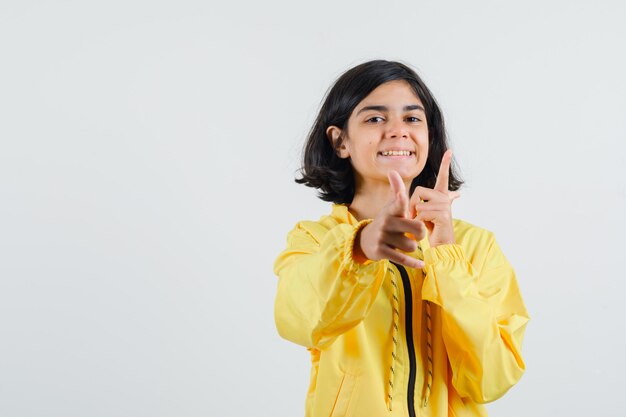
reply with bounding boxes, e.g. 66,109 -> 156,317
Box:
406,116 -> 422,123
366,116 -> 385,123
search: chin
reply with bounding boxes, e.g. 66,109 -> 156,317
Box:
396,168 -> 421,180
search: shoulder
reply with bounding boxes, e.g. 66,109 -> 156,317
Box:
286,205 -> 348,245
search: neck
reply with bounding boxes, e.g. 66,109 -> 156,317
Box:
348,177 -> 412,221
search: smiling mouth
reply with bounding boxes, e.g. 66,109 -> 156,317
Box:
378,150 -> 415,156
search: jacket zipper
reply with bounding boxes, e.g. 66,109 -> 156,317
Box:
393,263 -> 417,417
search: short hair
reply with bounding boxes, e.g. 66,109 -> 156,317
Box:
296,59 -> 464,204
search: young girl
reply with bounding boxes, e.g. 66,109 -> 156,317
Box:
273,60 -> 529,417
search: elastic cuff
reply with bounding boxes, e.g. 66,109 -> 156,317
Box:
344,219 -> 374,269
424,243 -> 465,265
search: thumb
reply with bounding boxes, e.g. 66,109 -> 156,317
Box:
387,170 -> 408,218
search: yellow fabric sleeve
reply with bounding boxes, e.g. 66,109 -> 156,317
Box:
273,219 -> 388,349
421,237 -> 530,403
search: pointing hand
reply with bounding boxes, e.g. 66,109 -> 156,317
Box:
409,149 -> 460,248
355,170 -> 427,269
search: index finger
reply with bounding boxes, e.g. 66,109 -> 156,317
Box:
387,170 -> 409,217
387,170 -> 407,197
434,149 -> 452,193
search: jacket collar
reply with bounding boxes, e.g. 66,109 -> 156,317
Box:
331,204 -> 358,225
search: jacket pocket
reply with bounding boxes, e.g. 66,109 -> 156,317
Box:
329,371 -> 357,417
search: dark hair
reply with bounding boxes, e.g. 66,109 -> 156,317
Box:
296,59 -> 464,204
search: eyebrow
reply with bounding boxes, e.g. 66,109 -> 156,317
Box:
356,104 -> 425,115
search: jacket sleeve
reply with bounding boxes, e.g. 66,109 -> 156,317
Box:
273,219 -> 388,349
421,233 -> 530,403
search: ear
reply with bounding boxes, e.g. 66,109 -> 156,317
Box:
326,125 -> 350,159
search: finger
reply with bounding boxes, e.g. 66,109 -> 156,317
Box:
415,210 -> 451,223
387,170 -> 406,197
449,191 -> 461,202
381,245 -> 425,269
385,217 -> 426,240
434,149 -> 452,193
387,191 -> 409,219
413,202 -> 451,212
387,170 -> 408,217
384,234 -> 418,253
412,186 -> 449,203
408,188 -> 423,218
409,186 -> 438,218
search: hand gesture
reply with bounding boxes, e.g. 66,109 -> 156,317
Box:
355,170 -> 427,269
409,149 -> 461,248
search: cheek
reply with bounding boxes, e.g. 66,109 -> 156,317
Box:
418,133 -> 429,160
420,126 -> 428,141
420,129 -> 429,148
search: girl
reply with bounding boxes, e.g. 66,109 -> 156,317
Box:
273,60 -> 529,417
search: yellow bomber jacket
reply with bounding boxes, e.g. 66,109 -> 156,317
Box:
274,204 -> 529,417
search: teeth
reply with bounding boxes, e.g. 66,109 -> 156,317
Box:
381,150 -> 412,156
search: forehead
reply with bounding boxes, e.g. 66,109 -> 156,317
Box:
357,80 -> 423,108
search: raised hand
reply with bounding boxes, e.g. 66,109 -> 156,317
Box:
409,149 -> 461,248
354,170 -> 427,269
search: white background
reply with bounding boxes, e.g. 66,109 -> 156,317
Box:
1,0 -> 625,416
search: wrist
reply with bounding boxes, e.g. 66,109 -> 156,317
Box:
429,239 -> 456,248
428,228 -> 456,248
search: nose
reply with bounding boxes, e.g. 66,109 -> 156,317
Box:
385,118 -> 409,139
